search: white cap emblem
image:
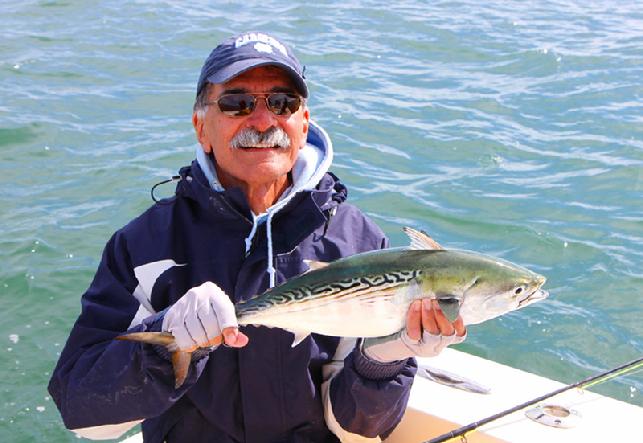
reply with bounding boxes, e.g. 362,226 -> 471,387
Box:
254,42 -> 273,54
235,32 -> 288,56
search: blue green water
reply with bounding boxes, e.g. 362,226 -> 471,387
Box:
1,1 -> 641,441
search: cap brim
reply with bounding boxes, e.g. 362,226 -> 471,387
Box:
206,58 -> 308,98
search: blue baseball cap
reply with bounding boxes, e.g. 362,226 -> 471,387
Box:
196,32 -> 308,98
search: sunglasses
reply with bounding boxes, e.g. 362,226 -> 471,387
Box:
207,92 -> 303,117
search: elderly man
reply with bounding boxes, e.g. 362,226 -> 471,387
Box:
49,32 -> 465,443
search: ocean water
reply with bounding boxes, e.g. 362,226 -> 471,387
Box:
1,1 -> 641,441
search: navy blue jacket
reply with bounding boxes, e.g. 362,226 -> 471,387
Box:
49,157 -> 416,442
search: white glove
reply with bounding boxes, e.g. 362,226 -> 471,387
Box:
362,329 -> 467,363
162,281 -> 238,351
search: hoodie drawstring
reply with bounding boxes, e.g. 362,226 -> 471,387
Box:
245,213 -> 260,256
266,212 -> 276,288
243,211 -> 276,288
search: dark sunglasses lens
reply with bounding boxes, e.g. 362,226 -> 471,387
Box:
217,94 -> 255,116
267,94 -> 301,115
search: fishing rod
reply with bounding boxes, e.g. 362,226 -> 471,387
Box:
423,355 -> 643,443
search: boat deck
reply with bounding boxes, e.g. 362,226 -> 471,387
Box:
386,349 -> 642,442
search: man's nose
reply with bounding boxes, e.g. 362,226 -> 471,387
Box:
246,97 -> 278,132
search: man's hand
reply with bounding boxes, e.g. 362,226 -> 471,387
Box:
407,299 -> 466,339
162,282 -> 249,351
362,299 -> 467,363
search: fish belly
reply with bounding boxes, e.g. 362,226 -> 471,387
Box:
239,285 -> 412,338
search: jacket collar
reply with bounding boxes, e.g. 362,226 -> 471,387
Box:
176,164 -> 346,244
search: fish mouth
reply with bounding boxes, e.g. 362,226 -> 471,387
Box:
518,289 -> 548,307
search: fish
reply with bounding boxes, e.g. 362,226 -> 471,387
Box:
116,227 -> 548,387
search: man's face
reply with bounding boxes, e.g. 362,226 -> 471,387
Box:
193,66 -> 310,190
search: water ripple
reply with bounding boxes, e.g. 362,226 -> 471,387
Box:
1,1 -> 642,438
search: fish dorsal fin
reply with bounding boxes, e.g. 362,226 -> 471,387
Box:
403,226 -> 444,250
303,259 -> 330,272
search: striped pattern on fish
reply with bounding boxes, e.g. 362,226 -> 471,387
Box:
116,227 -> 548,387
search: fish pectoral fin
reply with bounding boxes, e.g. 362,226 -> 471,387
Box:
171,351 -> 192,389
437,297 -> 461,323
303,259 -> 330,272
288,330 -> 311,347
403,226 -> 444,250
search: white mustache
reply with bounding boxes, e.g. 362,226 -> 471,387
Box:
230,127 -> 291,149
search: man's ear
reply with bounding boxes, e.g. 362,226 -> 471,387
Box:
300,107 -> 310,146
192,111 -> 211,153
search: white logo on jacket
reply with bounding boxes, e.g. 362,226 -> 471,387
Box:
128,259 -> 186,328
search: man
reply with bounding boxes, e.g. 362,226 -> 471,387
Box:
49,32 -> 466,443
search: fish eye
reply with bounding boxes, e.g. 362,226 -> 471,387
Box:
514,286 -> 524,296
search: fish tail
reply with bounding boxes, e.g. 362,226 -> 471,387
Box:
115,331 -> 223,389
115,331 -> 176,346
171,351 -> 192,389
116,332 -> 190,387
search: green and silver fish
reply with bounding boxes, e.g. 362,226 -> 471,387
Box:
117,227 -> 548,387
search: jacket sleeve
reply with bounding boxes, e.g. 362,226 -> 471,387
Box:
47,231 -> 206,439
322,338 -> 417,441
321,224 -> 417,441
